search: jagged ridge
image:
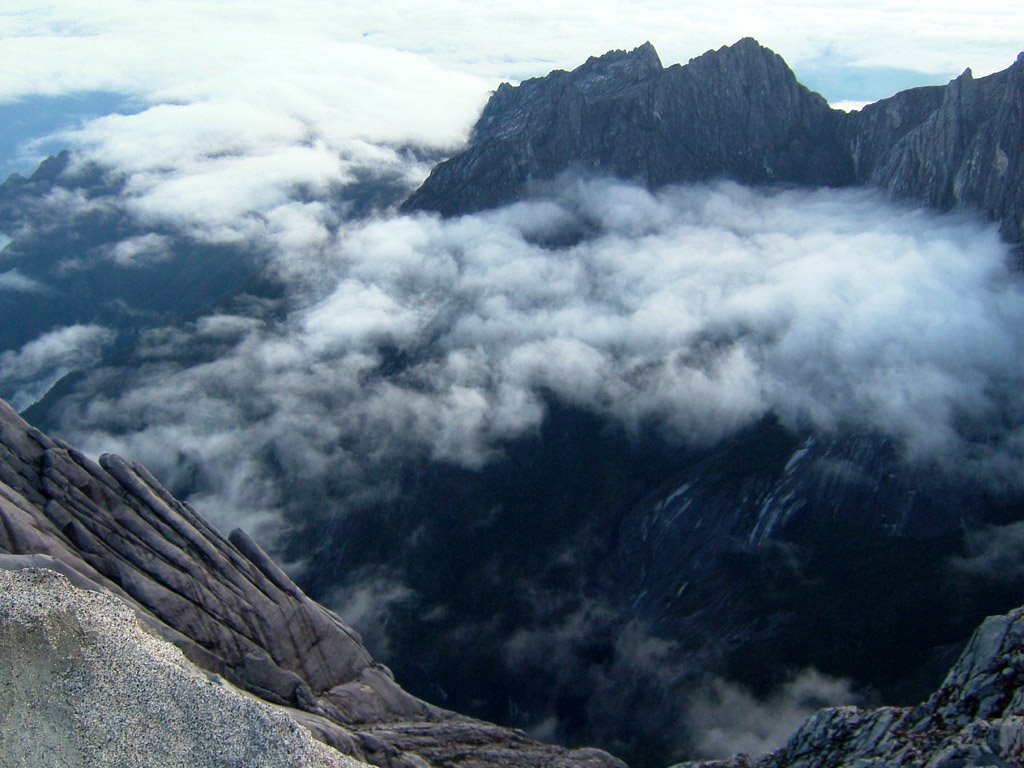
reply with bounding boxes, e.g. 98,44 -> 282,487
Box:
403,39 -> 851,216
403,40 -> 1024,246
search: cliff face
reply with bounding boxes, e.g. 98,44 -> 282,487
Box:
846,55 -> 1024,244
403,40 -> 1024,246
0,398 -> 624,768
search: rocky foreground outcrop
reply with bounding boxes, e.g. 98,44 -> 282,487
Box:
0,566 -> 366,768
403,39 -> 1023,246
0,398 -> 624,768
673,607 -> 1024,768
3,396 -> 1024,768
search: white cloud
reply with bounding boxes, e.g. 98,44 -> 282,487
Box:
2,2 -> 1021,245
49,93 -> 467,243
302,279 -> 425,354
0,1 -> 1020,101
0,324 -> 115,410
685,670 -> 856,758
106,233 -> 172,267
195,314 -> 262,340
0,268 -> 45,293
50,180 -> 1024,546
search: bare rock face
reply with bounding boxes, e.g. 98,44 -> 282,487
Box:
0,398 -> 626,768
847,54 -> 1024,245
0,567 -> 366,768
402,39 -> 852,216
673,605 -> 1024,768
403,40 -> 1023,248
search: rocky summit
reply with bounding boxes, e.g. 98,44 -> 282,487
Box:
402,39 -> 851,216
0,398 -> 623,768
403,39 -> 1024,247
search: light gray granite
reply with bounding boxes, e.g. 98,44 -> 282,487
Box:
0,567 -> 366,768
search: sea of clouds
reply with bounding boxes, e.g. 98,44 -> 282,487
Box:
35,177 -> 1024,541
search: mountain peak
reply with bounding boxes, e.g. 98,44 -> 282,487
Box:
404,43 -> 1022,245
566,41 -> 663,97
577,41 -> 663,75
729,36 -> 769,52
689,37 -> 777,62
686,36 -> 794,79
403,38 -> 851,216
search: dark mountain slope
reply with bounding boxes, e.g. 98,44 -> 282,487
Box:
403,40 -> 1024,246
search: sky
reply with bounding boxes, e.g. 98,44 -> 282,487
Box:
1,1 -> 1023,181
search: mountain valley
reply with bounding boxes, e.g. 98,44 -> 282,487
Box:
2,37 -> 1024,767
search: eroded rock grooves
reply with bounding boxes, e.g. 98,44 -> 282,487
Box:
0,398 -> 625,768
403,40 -> 1023,247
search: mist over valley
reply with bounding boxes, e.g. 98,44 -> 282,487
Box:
2,9 -> 1024,766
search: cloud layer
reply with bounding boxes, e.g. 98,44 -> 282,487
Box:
48,179 -> 1024,542
2,1 -> 1020,102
